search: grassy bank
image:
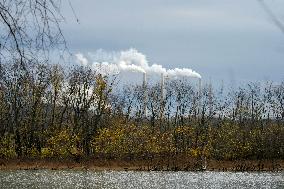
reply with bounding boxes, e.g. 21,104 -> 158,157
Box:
1,157 -> 283,172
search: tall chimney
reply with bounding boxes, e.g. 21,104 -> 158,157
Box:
160,73 -> 165,120
161,73 -> 165,102
143,72 -> 147,117
198,78 -> 202,96
209,79 -> 213,116
198,78 -> 202,115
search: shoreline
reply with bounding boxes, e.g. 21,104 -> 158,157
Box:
0,158 -> 283,172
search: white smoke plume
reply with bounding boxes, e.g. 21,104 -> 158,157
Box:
75,53 -> 88,66
118,49 -> 167,75
167,68 -> 202,79
92,62 -> 120,75
75,48 -> 201,78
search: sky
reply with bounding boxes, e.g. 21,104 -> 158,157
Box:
61,0 -> 284,86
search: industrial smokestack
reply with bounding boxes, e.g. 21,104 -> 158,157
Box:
209,79 -> 213,116
161,73 -> 165,102
198,78 -> 202,116
143,72 -> 147,87
143,72 -> 147,117
198,78 -> 202,97
160,73 -> 165,120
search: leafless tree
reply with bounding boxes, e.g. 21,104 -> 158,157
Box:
0,0 -> 66,69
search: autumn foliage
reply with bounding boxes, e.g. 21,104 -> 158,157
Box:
0,62 -> 283,162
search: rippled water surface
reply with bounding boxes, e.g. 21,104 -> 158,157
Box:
0,170 -> 283,189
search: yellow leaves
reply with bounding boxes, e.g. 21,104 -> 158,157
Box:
93,126 -> 127,155
46,129 -> 80,158
190,148 -> 199,158
93,124 -> 182,156
175,127 -> 183,133
1,118 -> 282,160
174,126 -> 194,136
27,146 -> 40,157
0,134 -> 16,158
41,147 -> 53,158
95,75 -> 107,95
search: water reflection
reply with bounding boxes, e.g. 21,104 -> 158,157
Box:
0,170 -> 283,189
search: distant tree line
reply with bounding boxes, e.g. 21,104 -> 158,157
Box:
0,61 -> 283,161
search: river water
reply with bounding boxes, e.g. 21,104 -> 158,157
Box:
0,170 -> 283,189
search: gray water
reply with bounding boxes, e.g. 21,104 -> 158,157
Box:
0,170 -> 283,189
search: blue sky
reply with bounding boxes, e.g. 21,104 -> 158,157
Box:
61,0 -> 284,86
